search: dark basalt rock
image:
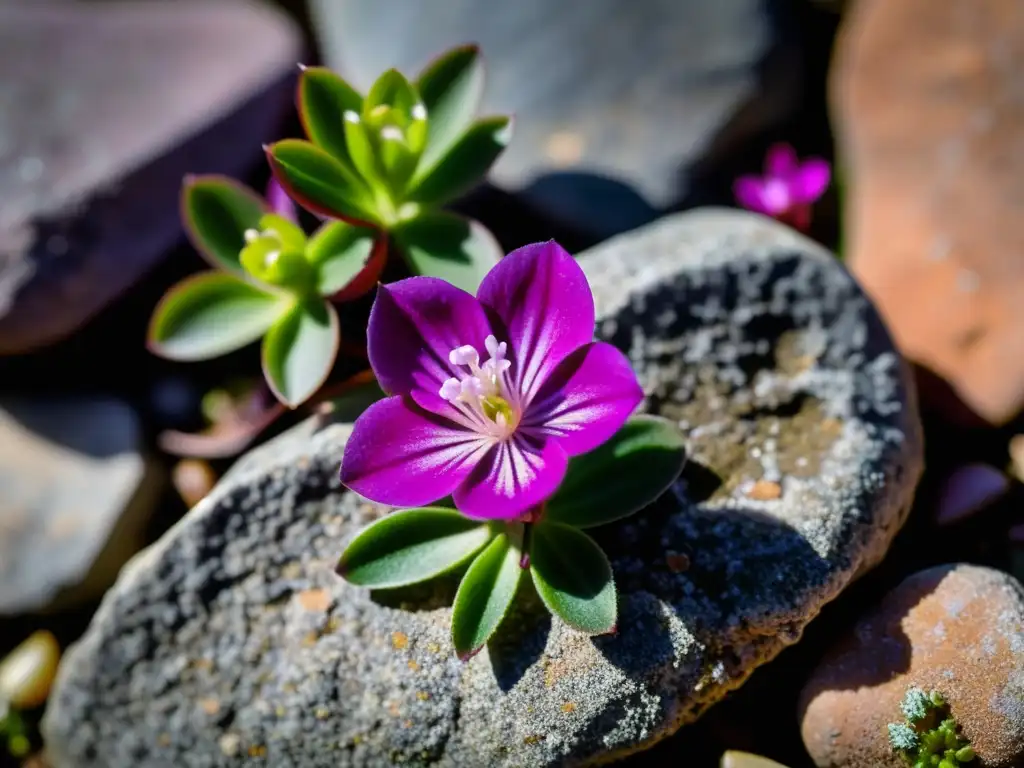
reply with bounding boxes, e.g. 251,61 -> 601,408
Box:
0,0 -> 301,354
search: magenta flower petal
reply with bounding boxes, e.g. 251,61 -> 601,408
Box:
765,143 -> 798,178
265,177 -> 298,222
368,278 -> 494,415
523,342 -> 644,456
733,176 -> 770,215
453,435 -> 569,520
791,158 -> 831,204
341,396 -> 487,507
477,241 -> 595,403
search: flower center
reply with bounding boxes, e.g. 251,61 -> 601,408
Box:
762,178 -> 791,214
439,335 -> 518,438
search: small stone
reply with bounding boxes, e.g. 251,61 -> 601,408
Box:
1008,435 -> 1024,481
665,551 -> 691,573
218,734 -> 240,758
171,459 -> 216,509
799,564 -> 1024,767
198,698 -> 220,716
721,752 -> 791,768
934,463 -> 1009,525
0,398 -> 159,615
295,588 -> 332,613
747,479 -> 783,501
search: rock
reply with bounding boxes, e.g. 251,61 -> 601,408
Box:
934,463 -> 1009,526
832,0 -> 1024,425
799,564 -> 1024,768
721,752 -> 791,768
309,0 -> 798,237
0,398 -> 160,615
43,210 -> 922,767
0,1 -> 301,355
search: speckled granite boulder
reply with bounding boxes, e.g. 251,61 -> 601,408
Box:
799,564 -> 1024,768
43,210 -> 922,767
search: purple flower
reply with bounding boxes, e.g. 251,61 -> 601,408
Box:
733,143 -> 830,231
265,177 -> 298,222
340,241 -> 644,520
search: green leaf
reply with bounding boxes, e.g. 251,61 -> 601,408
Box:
415,45 -> 485,175
451,531 -> 523,660
364,69 -> 420,121
546,415 -> 686,529
306,220 -> 384,299
181,176 -> 266,273
261,299 -> 340,407
297,66 -> 363,168
337,507 -> 494,589
342,111 -> 386,189
392,211 -> 502,293
266,139 -> 379,226
529,522 -> 616,634
408,117 -> 512,206
148,273 -> 288,361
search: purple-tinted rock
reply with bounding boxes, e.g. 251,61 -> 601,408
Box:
0,0 -> 302,354
934,463 -> 1009,526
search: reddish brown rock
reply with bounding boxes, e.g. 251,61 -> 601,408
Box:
0,1 -> 301,354
799,564 -> 1024,768
832,0 -> 1024,425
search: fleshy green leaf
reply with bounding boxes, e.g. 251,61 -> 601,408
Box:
546,415 -> 686,529
337,507 -> 494,589
415,45 -> 485,176
364,69 -> 420,122
297,66 -> 363,168
261,299 -> 339,407
392,211 -> 502,293
181,176 -> 266,273
148,273 -> 287,361
408,116 -> 512,206
529,522 -> 616,635
451,531 -> 523,660
307,220 -> 386,299
266,139 -> 379,225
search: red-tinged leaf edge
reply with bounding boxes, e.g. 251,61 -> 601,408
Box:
181,174 -> 268,274
260,300 -> 341,408
328,234 -> 389,303
157,401 -> 287,458
264,143 -> 379,229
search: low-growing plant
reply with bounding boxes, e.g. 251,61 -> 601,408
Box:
888,687 -> 975,767
147,45 -> 510,411
335,241 -> 687,657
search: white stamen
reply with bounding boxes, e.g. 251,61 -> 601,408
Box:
439,337 -> 518,438
411,103 -> 427,121
439,378 -> 461,401
243,228 -> 260,244
380,126 -> 403,141
264,250 -> 280,268
485,335 -> 506,361
460,377 -> 484,398
343,110 -> 360,124
449,345 -> 480,367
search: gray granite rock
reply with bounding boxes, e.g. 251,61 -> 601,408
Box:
0,398 -> 160,615
43,210 -> 922,766
0,0 -> 301,354
310,0 -> 798,237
